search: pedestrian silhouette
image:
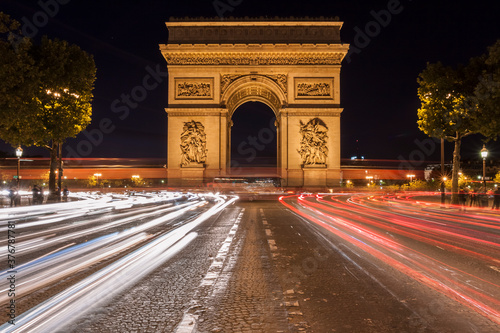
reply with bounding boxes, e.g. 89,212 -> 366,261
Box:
493,188 -> 500,210
63,186 -> 69,202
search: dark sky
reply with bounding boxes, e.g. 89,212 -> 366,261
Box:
1,0 -> 499,164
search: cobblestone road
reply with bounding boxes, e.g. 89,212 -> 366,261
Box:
66,206 -> 243,333
21,199 -> 499,333
195,206 -> 290,333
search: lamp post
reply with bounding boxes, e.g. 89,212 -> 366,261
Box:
407,174 -> 415,183
94,173 -> 102,187
440,138 -> 445,205
481,145 -> 488,192
15,146 -> 23,189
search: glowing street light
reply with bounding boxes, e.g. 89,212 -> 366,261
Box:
481,145 -> 488,191
406,174 -> 415,182
94,173 -> 102,187
15,146 -> 23,188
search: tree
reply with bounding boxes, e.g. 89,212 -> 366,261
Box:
416,49 -> 499,203
0,13 -> 41,147
474,40 -> 500,139
87,175 -> 97,188
34,36 -> 96,200
0,13 -> 96,201
494,171 -> 500,184
131,175 -> 144,187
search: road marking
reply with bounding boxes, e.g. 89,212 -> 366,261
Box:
175,313 -> 198,333
175,209 -> 245,333
200,211 -> 244,287
261,210 -> 278,256
489,265 -> 500,273
268,239 -> 278,252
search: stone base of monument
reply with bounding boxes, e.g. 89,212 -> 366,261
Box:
181,166 -> 205,186
302,164 -> 327,187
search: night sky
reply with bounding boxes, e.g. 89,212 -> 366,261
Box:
1,0 -> 499,164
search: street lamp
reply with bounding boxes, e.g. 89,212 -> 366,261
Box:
15,146 -> 23,188
407,174 -> 415,182
94,173 -> 102,187
481,145 -> 488,192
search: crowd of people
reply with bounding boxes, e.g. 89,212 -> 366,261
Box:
6,185 -> 69,206
458,187 -> 500,209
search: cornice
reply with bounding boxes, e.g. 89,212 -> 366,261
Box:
160,43 -> 349,52
167,16 -> 341,24
162,52 -> 346,66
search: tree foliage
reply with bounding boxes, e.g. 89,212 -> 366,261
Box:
34,36 -> 95,144
494,171 -> 500,184
417,61 -> 483,141
417,40 -> 500,202
0,13 -> 40,146
474,40 -> 500,139
0,12 -> 96,197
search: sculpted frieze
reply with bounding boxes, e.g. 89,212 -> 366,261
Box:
297,118 -> 329,166
180,120 -> 207,167
227,86 -> 281,112
165,53 -> 344,66
175,78 -> 213,99
295,78 -> 334,100
297,83 -> 330,97
221,73 -> 287,96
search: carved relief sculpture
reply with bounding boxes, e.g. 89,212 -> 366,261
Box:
297,118 -> 328,166
165,53 -> 344,66
294,78 -> 334,99
180,120 -> 207,167
297,82 -> 330,97
175,78 -> 213,99
220,74 -> 288,96
177,82 -> 211,97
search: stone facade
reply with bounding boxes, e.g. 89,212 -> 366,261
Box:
160,19 -> 349,187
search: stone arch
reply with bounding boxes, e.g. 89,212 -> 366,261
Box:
221,75 -> 287,117
230,101 -> 278,168
161,19 -> 349,187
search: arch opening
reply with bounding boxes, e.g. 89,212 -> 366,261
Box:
230,102 -> 277,172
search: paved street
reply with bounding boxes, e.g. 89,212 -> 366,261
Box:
1,192 -> 499,332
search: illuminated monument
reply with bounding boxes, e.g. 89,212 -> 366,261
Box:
160,18 -> 349,186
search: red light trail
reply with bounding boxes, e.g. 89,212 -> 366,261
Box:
280,193 -> 500,326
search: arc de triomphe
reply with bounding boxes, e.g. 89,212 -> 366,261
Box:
160,18 -> 349,187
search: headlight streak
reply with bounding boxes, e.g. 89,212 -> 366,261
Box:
0,200 -> 204,302
0,231 -> 199,333
0,233 -> 150,306
0,191 -> 183,225
280,195 -> 500,326
9,201 -> 176,245
1,200 -> 199,256
0,194 -> 237,332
